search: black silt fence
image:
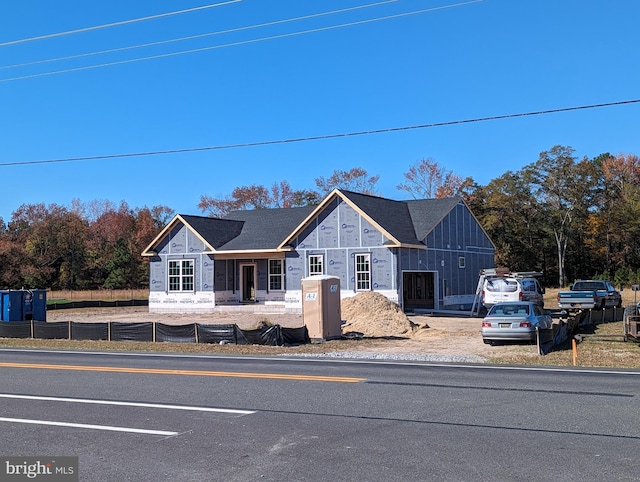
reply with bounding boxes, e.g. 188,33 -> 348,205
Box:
281,326 -> 310,345
47,299 -> 148,310
241,326 -> 281,346
0,320 -> 310,347
110,322 -> 153,342
33,321 -> 69,340
196,324 -> 238,344
71,322 -> 109,341
0,321 -> 31,338
155,323 -> 196,343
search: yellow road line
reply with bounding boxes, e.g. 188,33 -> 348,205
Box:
0,362 -> 365,383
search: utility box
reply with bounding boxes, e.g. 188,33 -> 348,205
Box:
302,275 -> 342,341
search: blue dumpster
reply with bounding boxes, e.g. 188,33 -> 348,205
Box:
23,291 -> 33,319
1,291 -> 24,322
31,290 -> 47,321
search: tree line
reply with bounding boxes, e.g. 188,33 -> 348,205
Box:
0,200 -> 173,291
1,145 -> 639,291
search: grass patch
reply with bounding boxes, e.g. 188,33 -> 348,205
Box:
486,320 -> 640,368
2,321 -> 640,368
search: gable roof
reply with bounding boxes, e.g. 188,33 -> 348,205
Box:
179,215 -> 244,249
279,190 -> 463,249
142,207 -> 317,256
218,205 -> 317,251
406,197 -> 462,241
142,189 -> 474,256
141,214 -> 243,255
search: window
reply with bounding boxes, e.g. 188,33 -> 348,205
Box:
485,278 -> 518,293
269,259 -> 284,291
355,254 -> 371,291
168,260 -> 194,292
458,256 -> 465,269
309,255 -> 324,275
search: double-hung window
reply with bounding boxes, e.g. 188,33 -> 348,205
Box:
355,254 -> 371,291
168,260 -> 194,292
308,255 -> 324,276
269,259 -> 284,291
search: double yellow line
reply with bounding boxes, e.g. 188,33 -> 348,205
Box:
0,362 -> 365,383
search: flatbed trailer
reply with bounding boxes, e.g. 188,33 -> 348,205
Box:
623,304 -> 640,342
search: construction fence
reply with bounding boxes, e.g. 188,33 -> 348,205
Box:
538,306 -> 625,355
0,320 -> 310,346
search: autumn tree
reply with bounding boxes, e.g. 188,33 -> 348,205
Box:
8,203 -> 88,289
397,158 -> 472,199
0,229 -> 25,288
198,182 -> 320,217
523,145 -> 601,286
314,167 -> 379,196
471,171 -> 547,274
598,153 -> 640,270
269,181 -> 321,208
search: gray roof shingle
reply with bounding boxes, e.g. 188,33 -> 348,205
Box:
405,197 -> 462,241
170,191 -> 463,252
179,214 -> 243,250
220,205 -> 316,250
337,190 -> 423,245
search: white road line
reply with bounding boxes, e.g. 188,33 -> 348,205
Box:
0,393 -> 255,415
0,417 -> 178,436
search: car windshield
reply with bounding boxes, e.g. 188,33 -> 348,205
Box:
485,279 -> 518,293
489,304 -> 530,316
573,282 -> 602,291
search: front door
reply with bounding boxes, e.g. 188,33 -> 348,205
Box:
403,271 -> 435,311
241,264 -> 256,302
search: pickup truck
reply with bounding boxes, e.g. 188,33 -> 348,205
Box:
557,280 -> 622,310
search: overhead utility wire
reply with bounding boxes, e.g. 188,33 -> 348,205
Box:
1,99 -> 637,167
0,0 -> 399,71
0,0 -> 241,47
0,0 -> 483,83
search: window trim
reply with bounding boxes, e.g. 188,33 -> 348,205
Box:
168,259 -> 195,292
308,254 -> 324,276
268,259 -> 285,292
458,256 -> 465,269
355,253 -> 371,291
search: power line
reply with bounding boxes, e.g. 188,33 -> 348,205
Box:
1,99 -> 637,167
0,1 -> 242,47
0,0 -> 399,71
0,0 -> 484,83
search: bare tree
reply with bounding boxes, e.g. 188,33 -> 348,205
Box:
314,167 -> 379,195
199,182 -> 321,217
397,158 -> 472,199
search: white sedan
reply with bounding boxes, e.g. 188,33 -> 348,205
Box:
481,301 -> 552,345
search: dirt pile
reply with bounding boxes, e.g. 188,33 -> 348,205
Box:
341,292 -> 422,338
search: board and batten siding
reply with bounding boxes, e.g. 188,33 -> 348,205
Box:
419,202 -> 494,307
286,198 -> 398,302
148,222 -> 215,313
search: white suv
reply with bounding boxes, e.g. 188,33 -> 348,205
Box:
482,276 -> 545,309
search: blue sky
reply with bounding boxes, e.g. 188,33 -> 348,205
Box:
1,0 -> 638,222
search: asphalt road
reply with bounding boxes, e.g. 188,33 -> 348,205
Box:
0,348 -> 638,481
